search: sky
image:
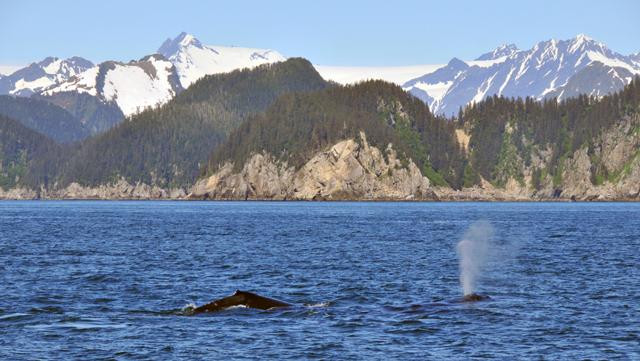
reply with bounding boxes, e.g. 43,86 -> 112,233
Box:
1,0 -> 638,70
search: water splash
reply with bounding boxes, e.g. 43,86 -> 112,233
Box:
456,221 -> 494,296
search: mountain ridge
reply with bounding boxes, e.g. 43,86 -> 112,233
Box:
403,35 -> 640,116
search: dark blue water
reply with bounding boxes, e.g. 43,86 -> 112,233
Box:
1,201 -> 639,360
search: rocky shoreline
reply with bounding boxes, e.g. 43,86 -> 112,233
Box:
6,129 -> 638,201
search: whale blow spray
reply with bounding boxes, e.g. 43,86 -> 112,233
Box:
456,221 -> 494,296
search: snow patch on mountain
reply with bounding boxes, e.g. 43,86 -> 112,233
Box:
44,55 -> 182,116
403,35 -> 640,116
314,64 -> 445,85
158,32 -> 286,88
402,58 -> 468,110
101,56 -> 179,115
475,44 -> 519,61
0,57 -> 93,96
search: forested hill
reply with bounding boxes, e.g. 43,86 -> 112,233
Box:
57,58 -> 329,188
0,95 -> 89,143
461,76 -> 640,191
205,80 -> 467,188
0,114 -> 68,191
198,76 -> 640,200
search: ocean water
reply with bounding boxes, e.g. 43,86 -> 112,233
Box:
0,201 -> 638,360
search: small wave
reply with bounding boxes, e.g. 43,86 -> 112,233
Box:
94,297 -> 115,304
129,308 -> 186,316
85,274 -> 116,283
305,302 -> 330,308
27,320 -> 127,331
29,306 -> 64,314
181,303 -> 196,311
178,303 -> 197,316
0,313 -> 30,321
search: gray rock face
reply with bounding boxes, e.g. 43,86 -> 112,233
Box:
439,113 -> 640,201
0,179 -> 187,200
189,132 -> 435,200
552,114 -> 640,200
47,180 -> 187,200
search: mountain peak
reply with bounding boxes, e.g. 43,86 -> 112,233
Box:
447,57 -> 469,69
575,33 -> 593,42
567,33 -> 603,53
158,32 -> 203,58
475,43 -> 519,61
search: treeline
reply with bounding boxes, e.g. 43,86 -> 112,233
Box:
36,91 -> 125,135
0,95 -> 89,143
461,76 -> 640,186
0,114 -> 70,190
206,80 -> 467,188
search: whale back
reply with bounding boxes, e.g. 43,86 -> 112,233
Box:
192,290 -> 292,314
460,293 -> 491,302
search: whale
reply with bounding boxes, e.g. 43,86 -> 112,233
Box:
189,290 -> 489,314
460,293 -> 491,302
191,290 -> 292,314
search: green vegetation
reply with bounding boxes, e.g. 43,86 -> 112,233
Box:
462,162 -> 479,188
205,80 -> 466,188
37,92 -> 125,135
492,124 -> 524,187
0,95 -> 89,143
59,58 -> 329,188
462,76 -> 640,187
0,114 -> 67,190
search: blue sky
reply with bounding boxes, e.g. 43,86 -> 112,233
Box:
1,0 -> 638,67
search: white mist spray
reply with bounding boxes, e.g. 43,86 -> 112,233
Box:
456,221 -> 494,296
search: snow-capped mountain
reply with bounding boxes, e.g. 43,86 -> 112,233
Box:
631,52 -> 640,67
44,55 -> 182,116
402,58 -> 469,111
403,34 -> 640,116
0,57 -> 93,96
3,32 -> 285,118
158,32 -> 286,88
475,44 -> 519,61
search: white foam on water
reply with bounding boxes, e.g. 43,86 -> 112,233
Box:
305,302 -> 330,308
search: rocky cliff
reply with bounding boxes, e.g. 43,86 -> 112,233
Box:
2,117 -> 638,202
0,179 -> 186,200
436,113 -> 640,201
189,114 -> 640,202
189,132 -> 435,200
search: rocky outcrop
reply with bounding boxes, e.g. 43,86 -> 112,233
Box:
548,114 -> 640,200
0,186 -> 39,200
190,115 -> 640,202
434,177 -> 534,201
48,180 -> 187,200
2,117 -> 639,202
0,179 -> 187,200
189,132 -> 435,200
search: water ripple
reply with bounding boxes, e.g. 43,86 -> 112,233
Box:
1,201 -> 639,360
